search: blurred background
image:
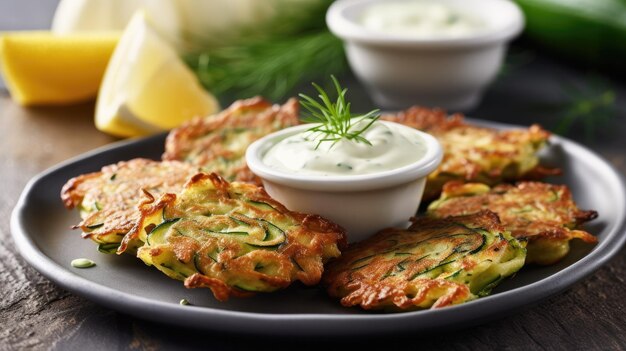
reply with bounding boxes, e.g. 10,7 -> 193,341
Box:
1,0 -> 624,143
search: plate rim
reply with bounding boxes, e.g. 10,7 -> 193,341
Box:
10,121 -> 626,336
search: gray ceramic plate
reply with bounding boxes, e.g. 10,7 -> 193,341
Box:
11,120 -> 626,336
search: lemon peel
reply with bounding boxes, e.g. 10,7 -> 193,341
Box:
0,31 -> 119,106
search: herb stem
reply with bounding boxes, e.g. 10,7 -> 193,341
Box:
300,76 -> 380,149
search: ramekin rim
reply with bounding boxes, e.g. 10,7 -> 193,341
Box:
245,121 -> 443,192
326,0 -> 525,48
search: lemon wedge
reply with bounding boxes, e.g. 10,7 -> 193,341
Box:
95,11 -> 219,138
0,31 -> 119,106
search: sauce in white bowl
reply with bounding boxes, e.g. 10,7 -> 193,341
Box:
359,2 -> 486,39
262,119 -> 428,176
327,0 -> 525,110
246,120 -> 442,242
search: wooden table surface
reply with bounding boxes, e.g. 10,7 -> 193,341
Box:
1,51 -> 626,350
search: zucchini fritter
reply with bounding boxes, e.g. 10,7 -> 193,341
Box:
61,158 -> 199,251
382,107 -> 557,199
162,97 -> 300,184
323,211 -> 525,311
120,173 -> 346,301
428,181 -> 598,265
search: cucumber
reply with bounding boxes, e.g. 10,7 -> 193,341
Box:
256,219 -> 284,242
192,252 -> 220,275
291,257 -> 304,271
445,269 -> 463,280
97,242 -> 119,254
147,218 -> 181,245
85,223 -> 104,230
198,215 -> 286,248
516,0 -> 626,74
205,230 -> 248,236
159,263 -> 190,279
208,249 -> 219,263
395,258 -> 410,272
414,254 -> 431,264
549,189 -> 560,202
469,233 -> 487,254
409,259 -> 458,280
193,253 -> 204,274
350,254 -> 375,270
247,200 -> 277,211
475,274 -> 503,297
233,284 -> 259,292
229,215 -> 250,227
244,219 -> 286,247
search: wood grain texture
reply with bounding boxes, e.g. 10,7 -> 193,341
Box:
0,96 -> 116,351
1,55 -> 626,350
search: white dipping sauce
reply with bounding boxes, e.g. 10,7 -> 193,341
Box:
262,121 -> 427,176
359,1 -> 485,38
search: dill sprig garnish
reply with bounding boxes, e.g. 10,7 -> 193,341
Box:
299,76 -> 380,149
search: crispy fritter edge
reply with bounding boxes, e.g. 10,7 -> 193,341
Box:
324,211 -> 516,310
61,170 -> 103,210
434,181 -> 598,243
381,106 -> 561,181
118,172 -> 347,300
118,172 -> 348,254
162,96 -> 300,161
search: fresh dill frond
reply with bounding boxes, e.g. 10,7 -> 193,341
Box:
182,0 -> 346,102
184,31 -> 346,101
555,76 -> 617,141
299,76 -> 380,149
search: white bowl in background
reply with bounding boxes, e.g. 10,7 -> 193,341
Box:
326,0 -> 525,111
245,121 -> 443,242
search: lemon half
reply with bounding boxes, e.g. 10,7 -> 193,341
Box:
95,11 -> 219,138
0,31 -> 119,106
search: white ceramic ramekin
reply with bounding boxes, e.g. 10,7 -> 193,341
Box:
326,0 -> 524,110
245,121 -> 443,242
